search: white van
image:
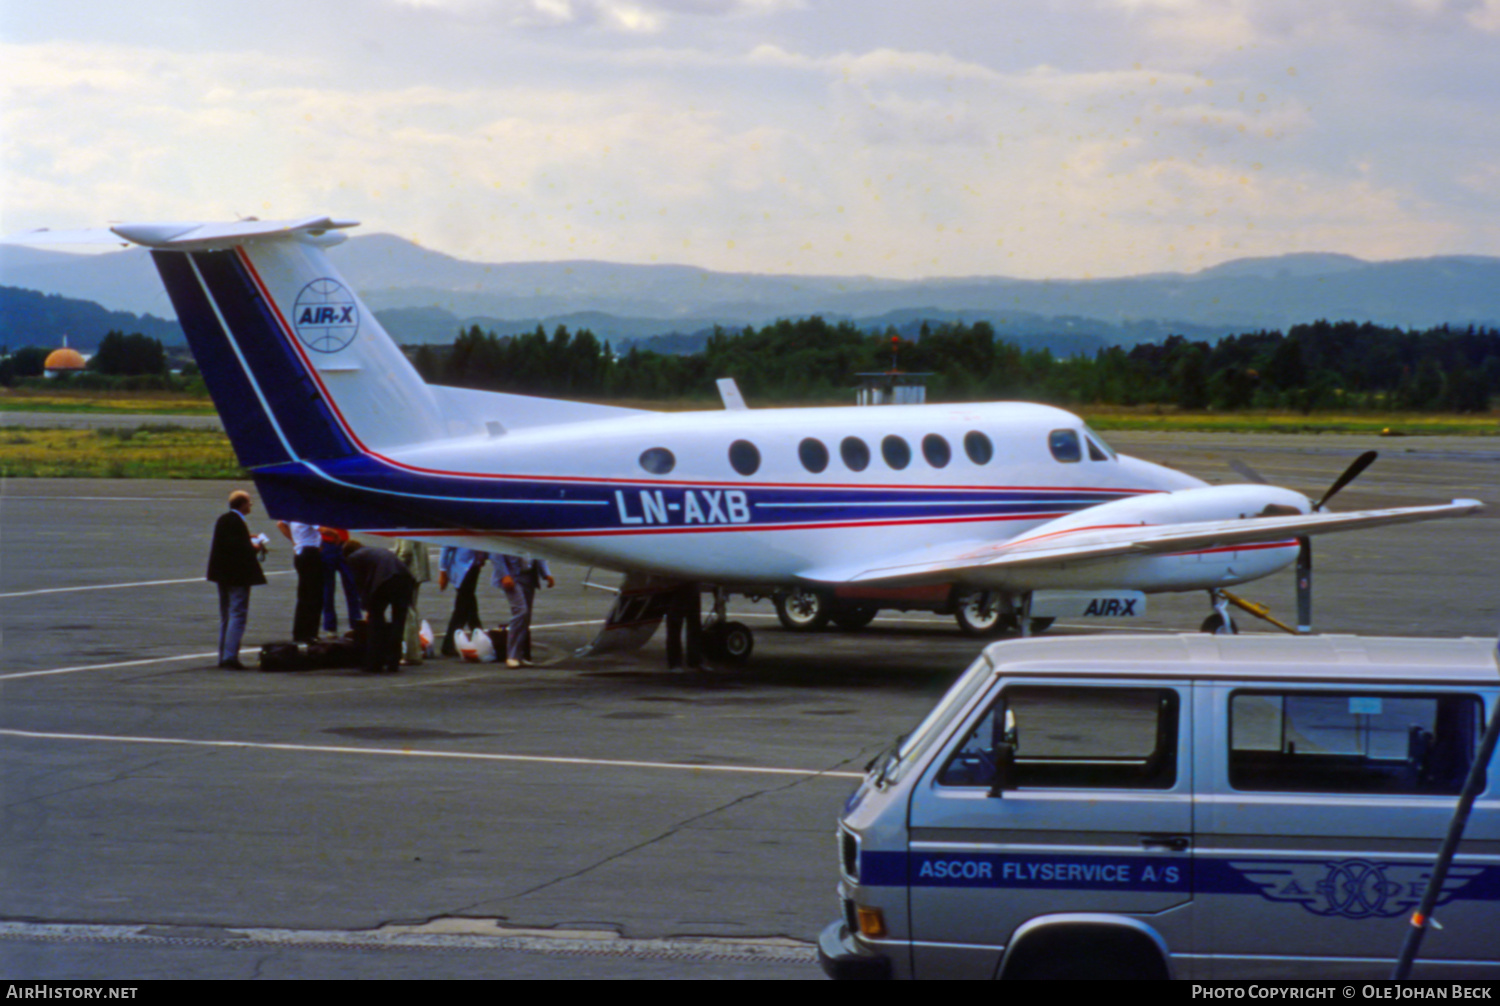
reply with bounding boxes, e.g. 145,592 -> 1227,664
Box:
818,634 -> 1500,980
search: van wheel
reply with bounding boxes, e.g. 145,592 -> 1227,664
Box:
775,588 -> 831,631
1200,612 -> 1239,634
1006,951 -> 1165,980
830,604 -> 878,630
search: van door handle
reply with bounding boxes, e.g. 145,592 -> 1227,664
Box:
1140,834 -> 1190,852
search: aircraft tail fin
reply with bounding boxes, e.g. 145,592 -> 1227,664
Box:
123,217 -> 465,472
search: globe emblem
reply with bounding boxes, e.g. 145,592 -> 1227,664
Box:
1318,859 -> 1398,919
292,278 -> 360,353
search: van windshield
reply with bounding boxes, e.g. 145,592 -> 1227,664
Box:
876,652 -> 995,787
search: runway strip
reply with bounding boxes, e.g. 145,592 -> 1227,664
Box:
0,727 -> 865,781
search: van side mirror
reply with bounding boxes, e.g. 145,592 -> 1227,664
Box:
987,706 -> 1018,796
988,741 -> 1017,797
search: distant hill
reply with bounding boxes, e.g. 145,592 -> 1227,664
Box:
0,285 -> 182,351
6,232 -> 1500,354
0,244 -> 171,318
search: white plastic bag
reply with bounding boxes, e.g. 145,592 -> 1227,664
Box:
473,629 -> 497,663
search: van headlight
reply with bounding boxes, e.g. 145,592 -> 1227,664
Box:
839,826 -> 860,882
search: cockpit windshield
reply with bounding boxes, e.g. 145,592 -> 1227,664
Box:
1083,424 -> 1118,461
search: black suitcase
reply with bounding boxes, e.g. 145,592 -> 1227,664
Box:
258,641 -> 313,672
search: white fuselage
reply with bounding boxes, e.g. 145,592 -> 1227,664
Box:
359,399 -> 1294,592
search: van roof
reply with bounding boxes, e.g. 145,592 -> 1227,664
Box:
981,633 -> 1500,686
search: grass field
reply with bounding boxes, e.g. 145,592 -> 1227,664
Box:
1079,407 -> 1500,436
0,426 -> 243,479
1,390 -> 1495,478
0,388 -> 217,415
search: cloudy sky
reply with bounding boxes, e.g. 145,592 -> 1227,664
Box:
3,0 -> 1498,279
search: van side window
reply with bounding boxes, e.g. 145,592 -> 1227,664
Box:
1229,691 -> 1481,795
939,686 -> 1179,789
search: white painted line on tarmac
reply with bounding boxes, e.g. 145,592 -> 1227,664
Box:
0,617 -> 1194,681
0,651 -> 225,680
1,496 -> 206,502
0,569 -> 291,600
0,919 -> 817,963
0,727 -> 865,781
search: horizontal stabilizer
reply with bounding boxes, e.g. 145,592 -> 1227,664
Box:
112,216 -> 359,250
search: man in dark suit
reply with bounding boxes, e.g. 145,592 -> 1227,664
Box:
207,490 -> 267,669
342,539 -> 416,674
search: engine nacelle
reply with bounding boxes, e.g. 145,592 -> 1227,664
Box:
978,484 -> 1311,594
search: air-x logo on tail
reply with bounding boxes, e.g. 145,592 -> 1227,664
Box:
292,278 -> 360,353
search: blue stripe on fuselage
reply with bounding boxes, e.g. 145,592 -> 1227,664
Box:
250,453 -> 1135,535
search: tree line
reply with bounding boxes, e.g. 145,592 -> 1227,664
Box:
408,318 -> 1500,412
0,331 -> 194,389
5,319 -> 1493,410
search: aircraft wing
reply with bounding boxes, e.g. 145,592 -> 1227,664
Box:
801,499 -> 1482,586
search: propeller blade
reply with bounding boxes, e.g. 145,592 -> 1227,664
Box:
1228,459 -> 1269,485
1295,536 -> 1312,633
1315,450 -> 1377,511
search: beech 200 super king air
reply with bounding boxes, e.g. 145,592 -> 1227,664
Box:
53,216 -> 1483,660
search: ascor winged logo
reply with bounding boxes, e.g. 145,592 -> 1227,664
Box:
1230,859 -> 1486,919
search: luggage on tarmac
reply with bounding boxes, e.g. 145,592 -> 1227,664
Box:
258,637 -> 363,671
258,641 -> 314,672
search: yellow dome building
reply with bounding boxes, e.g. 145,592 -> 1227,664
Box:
43,342 -> 86,378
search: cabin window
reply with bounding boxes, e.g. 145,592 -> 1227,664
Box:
840,436 -> 871,472
1048,429 -> 1082,463
964,430 -> 993,466
728,439 -> 761,476
882,435 -> 912,470
799,438 -> 830,474
921,434 -> 951,469
638,447 -> 675,475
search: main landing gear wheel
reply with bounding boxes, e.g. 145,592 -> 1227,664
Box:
829,604 -> 878,630
954,591 -> 1007,637
1200,612 -> 1239,635
703,620 -> 754,664
775,587 -> 831,631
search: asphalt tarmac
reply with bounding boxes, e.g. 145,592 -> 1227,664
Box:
1,431 -> 1496,979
